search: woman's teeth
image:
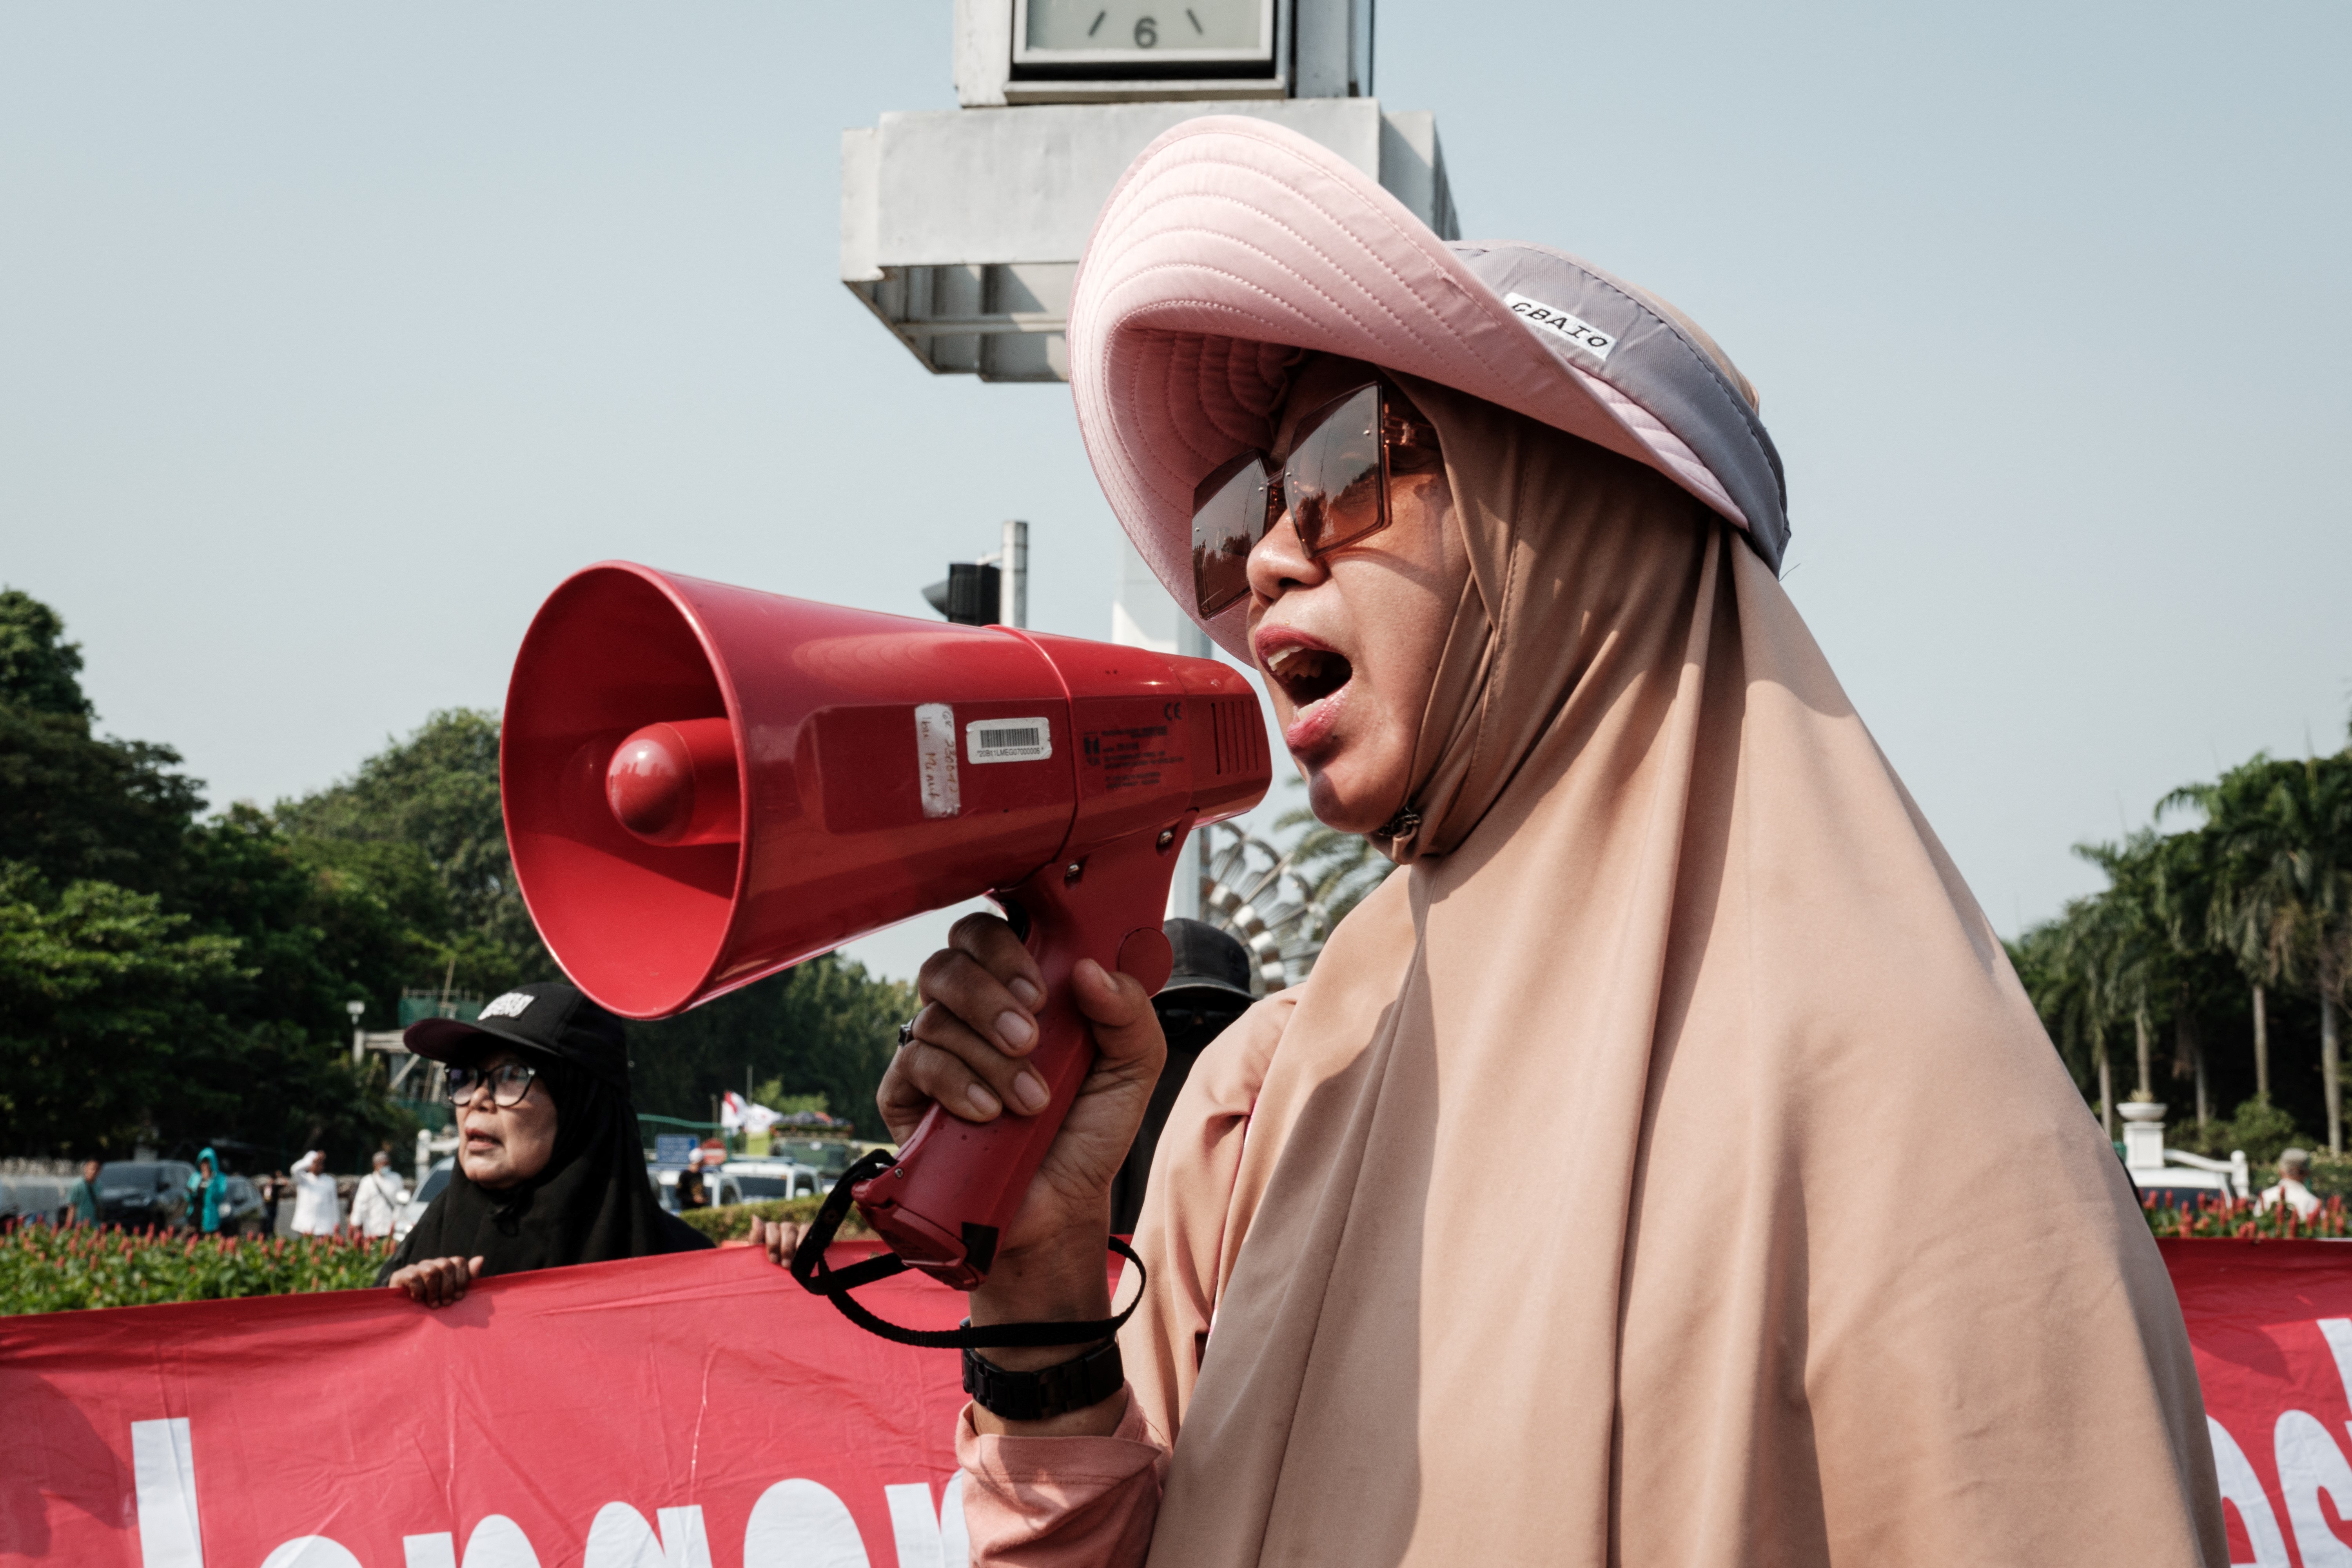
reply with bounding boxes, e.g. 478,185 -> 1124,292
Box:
1267,646 -> 1353,706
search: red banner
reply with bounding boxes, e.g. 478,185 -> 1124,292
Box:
11,1239 -> 2352,1566
0,1245 -> 972,1568
2165,1240 -> 2352,1568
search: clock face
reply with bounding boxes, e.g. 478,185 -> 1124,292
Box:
1017,0 -> 1271,62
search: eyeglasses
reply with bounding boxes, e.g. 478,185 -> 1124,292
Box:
445,1062 -> 540,1108
1190,378 -> 1443,619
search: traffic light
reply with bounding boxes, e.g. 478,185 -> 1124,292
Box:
920,562 -> 1002,626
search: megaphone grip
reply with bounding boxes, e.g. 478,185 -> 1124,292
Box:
854,829 -> 1184,1289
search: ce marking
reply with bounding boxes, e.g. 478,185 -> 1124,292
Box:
1161,701 -> 1185,722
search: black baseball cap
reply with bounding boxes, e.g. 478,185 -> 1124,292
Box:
1158,918 -> 1258,1007
403,980 -> 629,1091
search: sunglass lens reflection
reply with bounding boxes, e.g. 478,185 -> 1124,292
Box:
1192,450 -> 1275,618
1285,386 -> 1385,557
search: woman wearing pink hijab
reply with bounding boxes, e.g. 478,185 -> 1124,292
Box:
886,118 -> 2224,1565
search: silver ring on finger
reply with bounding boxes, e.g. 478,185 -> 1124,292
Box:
896,1014 -> 918,1047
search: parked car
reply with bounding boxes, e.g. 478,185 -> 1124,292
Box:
721,1160 -> 822,1201
652,1167 -> 742,1213
394,1157 -> 454,1244
0,1173 -> 76,1225
94,1161 -> 195,1229
214,1175 -> 269,1236
768,1139 -> 857,1181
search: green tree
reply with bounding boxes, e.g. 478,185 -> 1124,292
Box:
2179,753 -> 2352,1152
275,709 -> 555,997
0,592 -> 411,1163
0,865 -> 243,1152
0,603 -> 204,894
2010,915 -> 2112,1127
2069,837 -> 2171,1107
0,588 -> 94,717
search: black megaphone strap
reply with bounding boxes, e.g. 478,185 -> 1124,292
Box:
788,1150 -> 1146,1350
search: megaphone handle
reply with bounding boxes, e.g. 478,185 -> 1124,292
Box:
855,827 -> 1183,1289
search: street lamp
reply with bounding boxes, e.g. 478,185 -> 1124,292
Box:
346,1000 -> 366,1064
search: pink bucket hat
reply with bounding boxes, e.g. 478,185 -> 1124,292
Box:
1069,116 -> 1788,659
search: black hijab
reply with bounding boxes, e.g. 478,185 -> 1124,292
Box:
382,985 -> 710,1281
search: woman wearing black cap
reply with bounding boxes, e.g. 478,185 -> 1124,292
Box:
383,980 -> 710,1306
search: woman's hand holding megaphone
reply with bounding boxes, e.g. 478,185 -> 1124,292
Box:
878,910 -> 1167,1428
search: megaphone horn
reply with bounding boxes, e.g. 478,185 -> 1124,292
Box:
501,562 -> 1270,1286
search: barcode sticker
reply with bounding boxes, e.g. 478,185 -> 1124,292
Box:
966,717 -> 1053,764
915,704 -> 960,818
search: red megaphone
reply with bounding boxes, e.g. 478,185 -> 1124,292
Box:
500,562 -> 1269,1286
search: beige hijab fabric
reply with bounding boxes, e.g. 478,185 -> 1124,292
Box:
1115,380 -> 2225,1565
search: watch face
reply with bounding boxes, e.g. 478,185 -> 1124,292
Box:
1016,0 -> 1272,64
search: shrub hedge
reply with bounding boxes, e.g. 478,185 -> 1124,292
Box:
0,1225 -> 394,1314
2140,1193 -> 2352,1238
16,1194 -> 2315,1316
674,1195 -> 869,1244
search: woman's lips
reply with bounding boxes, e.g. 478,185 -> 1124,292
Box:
1283,683 -> 1347,759
1254,628 -> 1355,759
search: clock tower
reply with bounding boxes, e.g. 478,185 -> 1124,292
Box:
842,0 -> 1455,383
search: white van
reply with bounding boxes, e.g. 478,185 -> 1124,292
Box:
721,1160 -> 823,1202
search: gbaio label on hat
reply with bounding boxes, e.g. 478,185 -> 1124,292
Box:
1504,292 -> 1615,362
481,992 -> 533,1020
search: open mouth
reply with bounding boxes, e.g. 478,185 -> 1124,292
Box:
1265,644 -> 1353,708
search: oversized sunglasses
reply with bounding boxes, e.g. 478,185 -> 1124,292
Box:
1190,379 -> 1443,619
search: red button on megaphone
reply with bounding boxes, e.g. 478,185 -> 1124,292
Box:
501,562 -> 1270,1285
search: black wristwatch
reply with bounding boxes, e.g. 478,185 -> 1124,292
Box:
962,1334 -> 1125,1421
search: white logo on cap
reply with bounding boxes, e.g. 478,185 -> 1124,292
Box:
1504,292 -> 1615,363
480,992 -> 534,1020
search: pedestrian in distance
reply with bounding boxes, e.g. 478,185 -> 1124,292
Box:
2258,1147 -> 2322,1221
288,1150 -> 340,1237
258,1170 -> 284,1235
187,1148 -> 227,1236
888,118 -> 2225,1567
347,1150 -> 408,1240
67,1159 -> 101,1226
381,981 -> 710,1307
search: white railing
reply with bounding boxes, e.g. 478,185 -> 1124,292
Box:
2164,1147 -> 2254,1200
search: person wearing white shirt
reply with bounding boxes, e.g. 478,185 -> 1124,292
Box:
347,1151 -> 408,1239
289,1150 -> 341,1236
2258,1147 -> 2322,1221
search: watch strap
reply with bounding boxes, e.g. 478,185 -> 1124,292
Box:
962,1335 -> 1125,1422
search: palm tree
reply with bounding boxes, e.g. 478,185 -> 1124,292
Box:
1272,788 -> 1395,939
2070,836 -> 2176,1108
2175,753 -> 2352,1153
2142,823 -> 2227,1125
2165,765 -> 2285,1108
2011,915 -> 2113,1133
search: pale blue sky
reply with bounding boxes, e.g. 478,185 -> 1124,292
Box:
3,3 -> 2346,981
